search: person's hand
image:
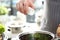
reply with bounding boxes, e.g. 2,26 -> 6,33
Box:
16,0 -> 35,15
56,24 -> 60,37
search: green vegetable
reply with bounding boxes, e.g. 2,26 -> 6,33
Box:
0,24 -> 5,34
20,33 -> 52,40
0,6 -> 8,15
33,33 -> 52,40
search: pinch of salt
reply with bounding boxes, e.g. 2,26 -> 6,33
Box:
27,7 -> 35,15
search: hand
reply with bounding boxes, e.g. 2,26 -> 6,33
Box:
56,24 -> 60,37
16,0 -> 34,15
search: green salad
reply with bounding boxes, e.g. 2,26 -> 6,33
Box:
0,24 -> 5,34
20,33 -> 52,40
33,33 -> 52,40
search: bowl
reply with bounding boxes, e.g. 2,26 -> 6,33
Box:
18,30 -> 55,40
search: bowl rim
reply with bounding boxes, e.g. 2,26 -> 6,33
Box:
18,30 -> 55,39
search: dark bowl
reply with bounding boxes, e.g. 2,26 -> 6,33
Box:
18,31 -> 55,40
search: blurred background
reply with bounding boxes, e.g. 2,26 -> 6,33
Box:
0,0 -> 18,15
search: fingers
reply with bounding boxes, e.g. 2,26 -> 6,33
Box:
16,0 -> 34,15
16,0 -> 28,14
16,1 -> 24,13
19,1 -> 24,13
23,0 -> 34,14
28,0 -> 35,9
31,0 -> 35,2
23,1 -> 29,14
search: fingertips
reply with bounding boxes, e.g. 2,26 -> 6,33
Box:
16,1 -> 25,14
29,0 -> 35,9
